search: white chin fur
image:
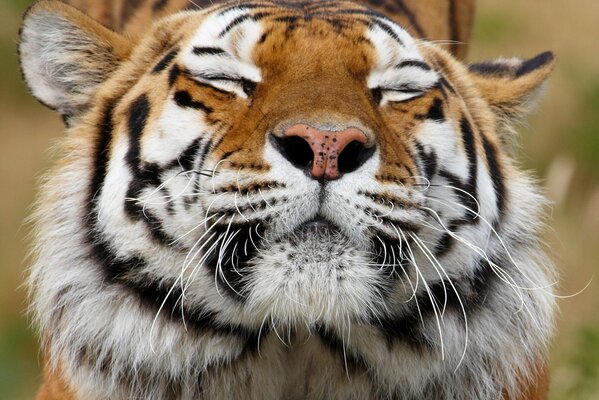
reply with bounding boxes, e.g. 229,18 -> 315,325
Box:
244,227 -> 382,326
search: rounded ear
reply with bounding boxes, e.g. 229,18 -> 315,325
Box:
19,1 -> 132,122
468,51 -> 556,123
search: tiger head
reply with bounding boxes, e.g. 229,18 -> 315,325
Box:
20,0 -> 554,349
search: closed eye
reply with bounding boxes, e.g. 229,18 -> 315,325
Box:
377,86 -> 426,103
373,84 -> 433,105
190,72 -> 257,97
369,59 -> 439,105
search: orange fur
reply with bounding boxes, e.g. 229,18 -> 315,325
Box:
36,357 -> 77,400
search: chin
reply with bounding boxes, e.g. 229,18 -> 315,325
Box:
244,218 -> 386,326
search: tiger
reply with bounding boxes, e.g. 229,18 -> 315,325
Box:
18,0 -> 557,399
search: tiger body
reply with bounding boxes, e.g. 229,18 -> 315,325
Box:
19,1 -> 556,399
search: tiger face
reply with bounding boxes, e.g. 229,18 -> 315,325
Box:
20,1 -> 557,399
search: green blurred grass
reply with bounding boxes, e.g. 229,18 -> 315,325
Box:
565,327 -> 599,398
572,82 -> 599,176
1,0 -> 598,399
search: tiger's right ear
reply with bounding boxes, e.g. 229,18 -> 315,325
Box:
19,1 -> 131,120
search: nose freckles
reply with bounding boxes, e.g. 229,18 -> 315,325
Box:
283,124 -> 369,180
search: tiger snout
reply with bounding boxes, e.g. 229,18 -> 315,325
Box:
270,123 -> 375,180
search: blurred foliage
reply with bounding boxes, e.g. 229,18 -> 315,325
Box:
571,82 -> 599,177
0,319 -> 39,400
566,326 -> 599,398
0,0 -> 598,399
472,11 -> 524,45
0,0 -> 38,107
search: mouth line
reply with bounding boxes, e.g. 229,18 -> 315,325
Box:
300,216 -> 339,232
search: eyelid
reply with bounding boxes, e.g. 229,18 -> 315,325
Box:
193,73 -> 242,82
375,86 -> 425,102
375,79 -> 441,104
381,80 -> 437,92
383,86 -> 425,93
189,71 -> 257,96
379,89 -> 425,104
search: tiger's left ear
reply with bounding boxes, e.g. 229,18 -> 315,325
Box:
468,51 -> 556,127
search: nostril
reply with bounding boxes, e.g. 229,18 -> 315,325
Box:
338,140 -> 376,174
276,124 -> 374,180
269,134 -> 314,171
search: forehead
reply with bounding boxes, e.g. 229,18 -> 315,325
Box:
179,1 -> 425,75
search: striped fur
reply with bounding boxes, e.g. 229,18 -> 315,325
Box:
60,0 -> 475,59
19,1 -> 556,399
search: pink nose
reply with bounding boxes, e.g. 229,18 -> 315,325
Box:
281,124 -> 370,180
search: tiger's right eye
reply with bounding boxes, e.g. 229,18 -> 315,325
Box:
378,86 -> 426,104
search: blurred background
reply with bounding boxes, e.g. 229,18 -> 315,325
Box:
1,0 -> 598,398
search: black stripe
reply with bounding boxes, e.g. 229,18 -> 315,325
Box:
395,60 -> 431,71
377,257 -> 498,350
468,61 -> 512,76
176,138 -> 203,172
438,169 -> 479,222
515,51 -> 554,77
89,101 -> 117,207
123,95 -> 178,245
481,135 -> 506,220
460,117 -> 479,212
434,117 -> 479,256
369,229 -> 412,294
415,97 -> 444,121
96,243 -> 259,341
433,218 -> 461,257
218,12 -> 271,38
439,77 -> 456,95
203,222 -> 266,301
168,64 -> 181,86
272,15 -> 300,24
366,211 -> 420,234
415,142 -> 437,180
152,48 -> 179,74
124,190 -> 175,244
125,139 -> 203,219
125,95 -> 150,171
198,136 -> 215,172
174,91 -> 213,113
371,19 -> 404,46
192,47 -> 227,56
